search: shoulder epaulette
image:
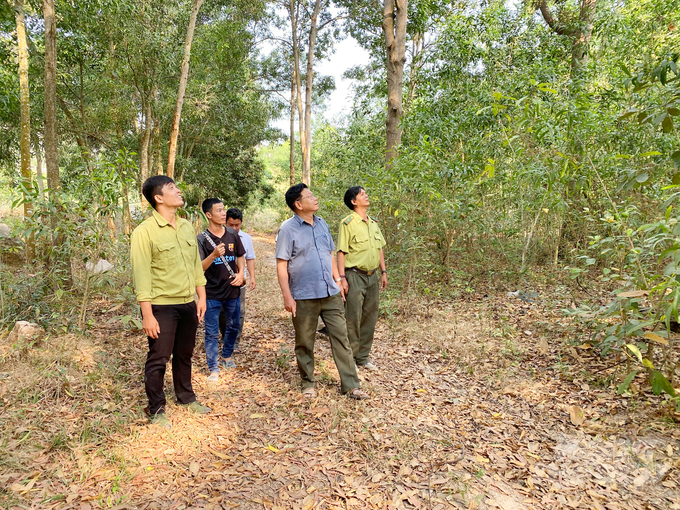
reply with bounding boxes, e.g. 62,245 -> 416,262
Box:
342,215 -> 353,225
370,215 -> 378,223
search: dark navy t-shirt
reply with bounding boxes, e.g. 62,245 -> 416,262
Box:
197,227 -> 245,300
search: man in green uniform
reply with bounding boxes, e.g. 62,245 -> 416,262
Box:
337,186 -> 387,371
130,175 -> 212,429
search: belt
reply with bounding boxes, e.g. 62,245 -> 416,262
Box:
347,267 -> 379,276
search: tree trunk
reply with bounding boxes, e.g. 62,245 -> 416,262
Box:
289,70 -> 296,185
383,0 -> 408,170
166,0 -> 205,179
43,0 -> 59,196
571,0 -> 597,75
538,0 -> 598,78
35,135 -> 44,194
14,0 -> 34,259
289,0 -> 306,180
301,0 -> 323,186
139,99 -> 152,191
14,0 -> 32,214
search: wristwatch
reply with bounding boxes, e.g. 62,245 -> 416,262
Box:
334,277 -> 342,282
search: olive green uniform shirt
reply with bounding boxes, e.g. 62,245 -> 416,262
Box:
337,211 -> 386,271
130,209 -> 207,305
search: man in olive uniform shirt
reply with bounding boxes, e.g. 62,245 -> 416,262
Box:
337,186 -> 387,371
130,175 -> 212,429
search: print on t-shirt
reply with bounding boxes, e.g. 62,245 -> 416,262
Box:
197,227 -> 246,301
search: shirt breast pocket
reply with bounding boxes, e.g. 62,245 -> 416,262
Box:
315,232 -> 332,252
352,233 -> 369,247
182,237 -> 198,260
153,241 -> 177,267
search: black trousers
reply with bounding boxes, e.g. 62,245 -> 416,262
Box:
145,302 -> 198,414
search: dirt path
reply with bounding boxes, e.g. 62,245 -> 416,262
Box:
1,233 -> 679,509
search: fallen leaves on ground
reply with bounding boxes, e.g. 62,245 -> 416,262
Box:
0,233 -> 678,509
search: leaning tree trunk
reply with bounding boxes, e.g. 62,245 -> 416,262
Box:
167,0 -> 205,178
14,0 -> 34,259
43,0 -> 59,197
383,0 -> 408,170
301,0 -> 322,186
289,70 -> 296,185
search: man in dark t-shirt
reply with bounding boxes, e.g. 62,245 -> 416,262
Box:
197,198 -> 246,382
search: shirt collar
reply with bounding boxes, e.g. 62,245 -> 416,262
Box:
293,213 -> 317,226
351,210 -> 369,223
151,208 -> 178,227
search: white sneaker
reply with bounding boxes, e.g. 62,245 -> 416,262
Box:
360,361 -> 378,371
207,372 -> 219,383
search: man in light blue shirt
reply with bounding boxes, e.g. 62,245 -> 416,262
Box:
226,208 -> 256,352
275,183 -> 368,400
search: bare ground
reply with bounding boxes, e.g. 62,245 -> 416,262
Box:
1,233 -> 679,509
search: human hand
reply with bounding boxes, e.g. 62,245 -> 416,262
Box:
196,296 -> 206,321
211,243 -> 226,258
340,278 -> 349,294
143,314 -> 160,339
283,294 -> 297,317
381,272 -> 388,290
231,273 -> 245,287
249,278 -> 257,291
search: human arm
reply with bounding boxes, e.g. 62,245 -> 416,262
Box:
332,251 -> 345,301
276,258 -> 296,316
231,256 -> 246,286
336,250 -> 348,294
246,258 -> 257,290
196,286 -> 206,321
140,301 -> 160,339
379,248 -> 387,290
201,243 -> 226,271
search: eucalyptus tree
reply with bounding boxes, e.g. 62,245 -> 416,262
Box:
10,0 -> 33,237
167,0 -> 205,179
42,0 -> 58,194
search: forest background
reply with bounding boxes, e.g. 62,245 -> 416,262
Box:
1,0 -> 680,505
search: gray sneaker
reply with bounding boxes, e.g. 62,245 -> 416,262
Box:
185,401 -> 212,414
149,411 -> 171,429
219,359 -> 237,370
207,372 -> 219,383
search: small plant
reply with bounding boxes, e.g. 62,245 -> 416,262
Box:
275,344 -> 290,370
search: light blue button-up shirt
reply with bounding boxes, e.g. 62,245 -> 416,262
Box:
275,214 -> 340,300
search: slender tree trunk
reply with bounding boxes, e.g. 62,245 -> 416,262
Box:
35,135 -> 44,194
289,0 -> 306,178
289,71 -> 296,185
167,0 -> 205,178
14,0 -> 34,259
383,0 -> 408,170
139,99 -> 152,191
14,0 -> 32,213
43,0 -> 59,196
301,0 -> 322,186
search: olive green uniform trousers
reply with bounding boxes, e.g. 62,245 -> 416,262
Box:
292,293 -> 360,394
345,270 -> 380,366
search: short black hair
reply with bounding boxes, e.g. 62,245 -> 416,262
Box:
202,198 -> 223,215
344,186 -> 364,210
226,208 -> 243,221
142,175 -> 175,210
285,183 -> 308,212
